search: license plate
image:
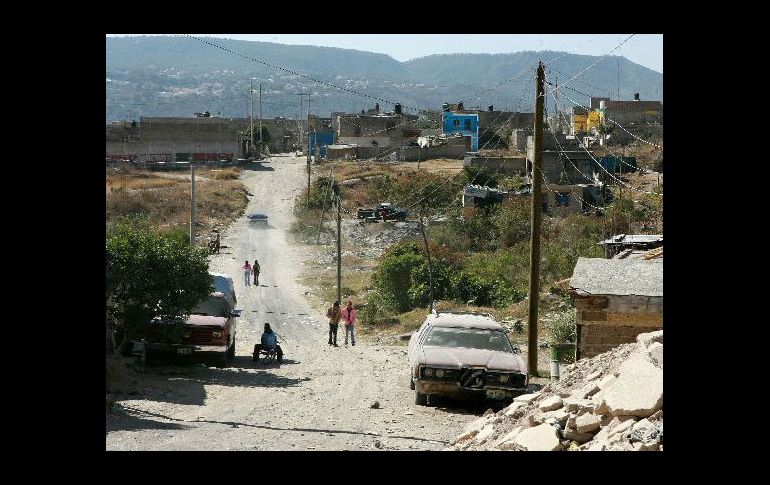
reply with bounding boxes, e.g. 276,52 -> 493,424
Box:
486,389 -> 507,399
177,348 -> 192,355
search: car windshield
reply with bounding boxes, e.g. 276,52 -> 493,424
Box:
193,295 -> 229,317
423,327 -> 513,353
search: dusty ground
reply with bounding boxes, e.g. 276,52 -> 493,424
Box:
105,154 -> 487,451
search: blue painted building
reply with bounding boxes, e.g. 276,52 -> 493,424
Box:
308,131 -> 335,157
597,156 -> 637,173
442,112 -> 479,151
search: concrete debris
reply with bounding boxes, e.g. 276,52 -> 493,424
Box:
647,342 -> 663,368
636,330 -> 663,348
448,331 -> 663,451
539,395 -> 563,412
513,392 -> 540,404
575,414 -> 602,434
513,423 -> 562,451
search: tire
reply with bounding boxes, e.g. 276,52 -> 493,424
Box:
265,349 -> 276,363
226,337 -> 235,360
409,376 -> 415,390
415,389 -> 428,406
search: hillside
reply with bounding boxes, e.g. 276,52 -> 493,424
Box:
106,36 -> 662,122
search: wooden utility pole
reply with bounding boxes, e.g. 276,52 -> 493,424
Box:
419,213 -> 434,312
317,168 -> 333,244
307,158 -> 311,209
258,83 -> 263,152
190,162 -> 196,245
250,81 -> 255,156
527,62 -> 545,378
336,194 -> 342,304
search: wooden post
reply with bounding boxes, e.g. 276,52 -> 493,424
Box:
190,162 -> 196,245
336,195 -> 342,304
419,213 -> 434,312
527,62 -> 545,378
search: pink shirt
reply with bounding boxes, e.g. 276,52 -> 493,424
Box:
342,307 -> 357,325
243,262 -> 252,272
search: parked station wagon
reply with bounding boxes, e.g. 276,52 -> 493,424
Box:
408,312 -> 527,405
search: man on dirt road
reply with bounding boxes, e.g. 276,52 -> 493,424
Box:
326,301 -> 341,347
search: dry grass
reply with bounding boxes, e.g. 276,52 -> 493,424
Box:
106,171 -> 181,190
106,179 -> 249,236
200,167 -> 242,180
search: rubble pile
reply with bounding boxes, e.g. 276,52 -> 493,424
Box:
344,220 -> 422,258
448,330 -> 663,451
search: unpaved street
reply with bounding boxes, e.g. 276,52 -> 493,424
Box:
106,154 -> 481,451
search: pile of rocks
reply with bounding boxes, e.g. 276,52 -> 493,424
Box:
448,330 -> 663,451
344,219 -> 422,259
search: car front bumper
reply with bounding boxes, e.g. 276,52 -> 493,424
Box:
414,380 -> 527,400
146,343 -> 229,355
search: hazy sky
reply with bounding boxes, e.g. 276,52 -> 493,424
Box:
107,34 -> 663,73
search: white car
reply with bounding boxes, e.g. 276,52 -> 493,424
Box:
408,312 -> 527,405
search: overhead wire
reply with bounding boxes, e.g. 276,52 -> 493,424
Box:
542,76 -> 661,195
181,34 -> 419,113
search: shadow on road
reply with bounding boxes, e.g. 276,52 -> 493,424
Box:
242,163 -> 275,172
106,412 -> 191,434
113,407 -> 449,446
126,359 -> 311,406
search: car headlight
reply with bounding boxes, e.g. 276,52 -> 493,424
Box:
499,374 -> 510,384
435,369 -> 444,378
423,368 -> 434,377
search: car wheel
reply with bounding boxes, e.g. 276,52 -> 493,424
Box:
409,376 -> 415,390
415,390 -> 428,406
226,338 -> 235,359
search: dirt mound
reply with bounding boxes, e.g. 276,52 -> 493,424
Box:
448,330 -> 663,451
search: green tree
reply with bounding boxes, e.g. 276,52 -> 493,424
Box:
106,217 -> 212,352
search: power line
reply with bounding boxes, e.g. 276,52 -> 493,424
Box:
559,34 -> 636,91
543,79 -> 661,195
182,35 -> 417,113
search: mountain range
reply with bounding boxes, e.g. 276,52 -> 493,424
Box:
106,36 -> 663,122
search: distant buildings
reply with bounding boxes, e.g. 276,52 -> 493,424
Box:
105,115 -> 302,162
442,103 -> 479,151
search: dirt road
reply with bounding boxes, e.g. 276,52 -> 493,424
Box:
105,154 -> 481,451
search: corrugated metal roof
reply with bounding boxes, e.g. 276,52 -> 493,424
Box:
570,257 -> 662,297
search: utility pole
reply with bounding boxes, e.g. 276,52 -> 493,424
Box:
258,83 -> 263,152
554,76 -> 559,134
336,194 -> 342,305
190,162 -> 196,245
307,158 -> 311,209
296,93 -> 307,151
307,93 -> 308,164
250,81 -> 255,156
527,62 -> 545,378
419,212 -> 434,312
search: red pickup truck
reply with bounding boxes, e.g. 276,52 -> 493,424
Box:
142,274 -> 239,362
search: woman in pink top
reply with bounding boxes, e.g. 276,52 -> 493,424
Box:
242,260 -> 252,286
342,300 -> 357,346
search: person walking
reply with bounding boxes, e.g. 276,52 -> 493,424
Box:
342,300 -> 357,346
253,259 -> 261,286
242,260 -> 252,286
326,301 -> 341,347
214,233 -> 221,254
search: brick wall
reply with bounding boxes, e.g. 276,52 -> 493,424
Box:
575,294 -> 663,359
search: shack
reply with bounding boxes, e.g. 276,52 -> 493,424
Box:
569,255 -> 663,359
